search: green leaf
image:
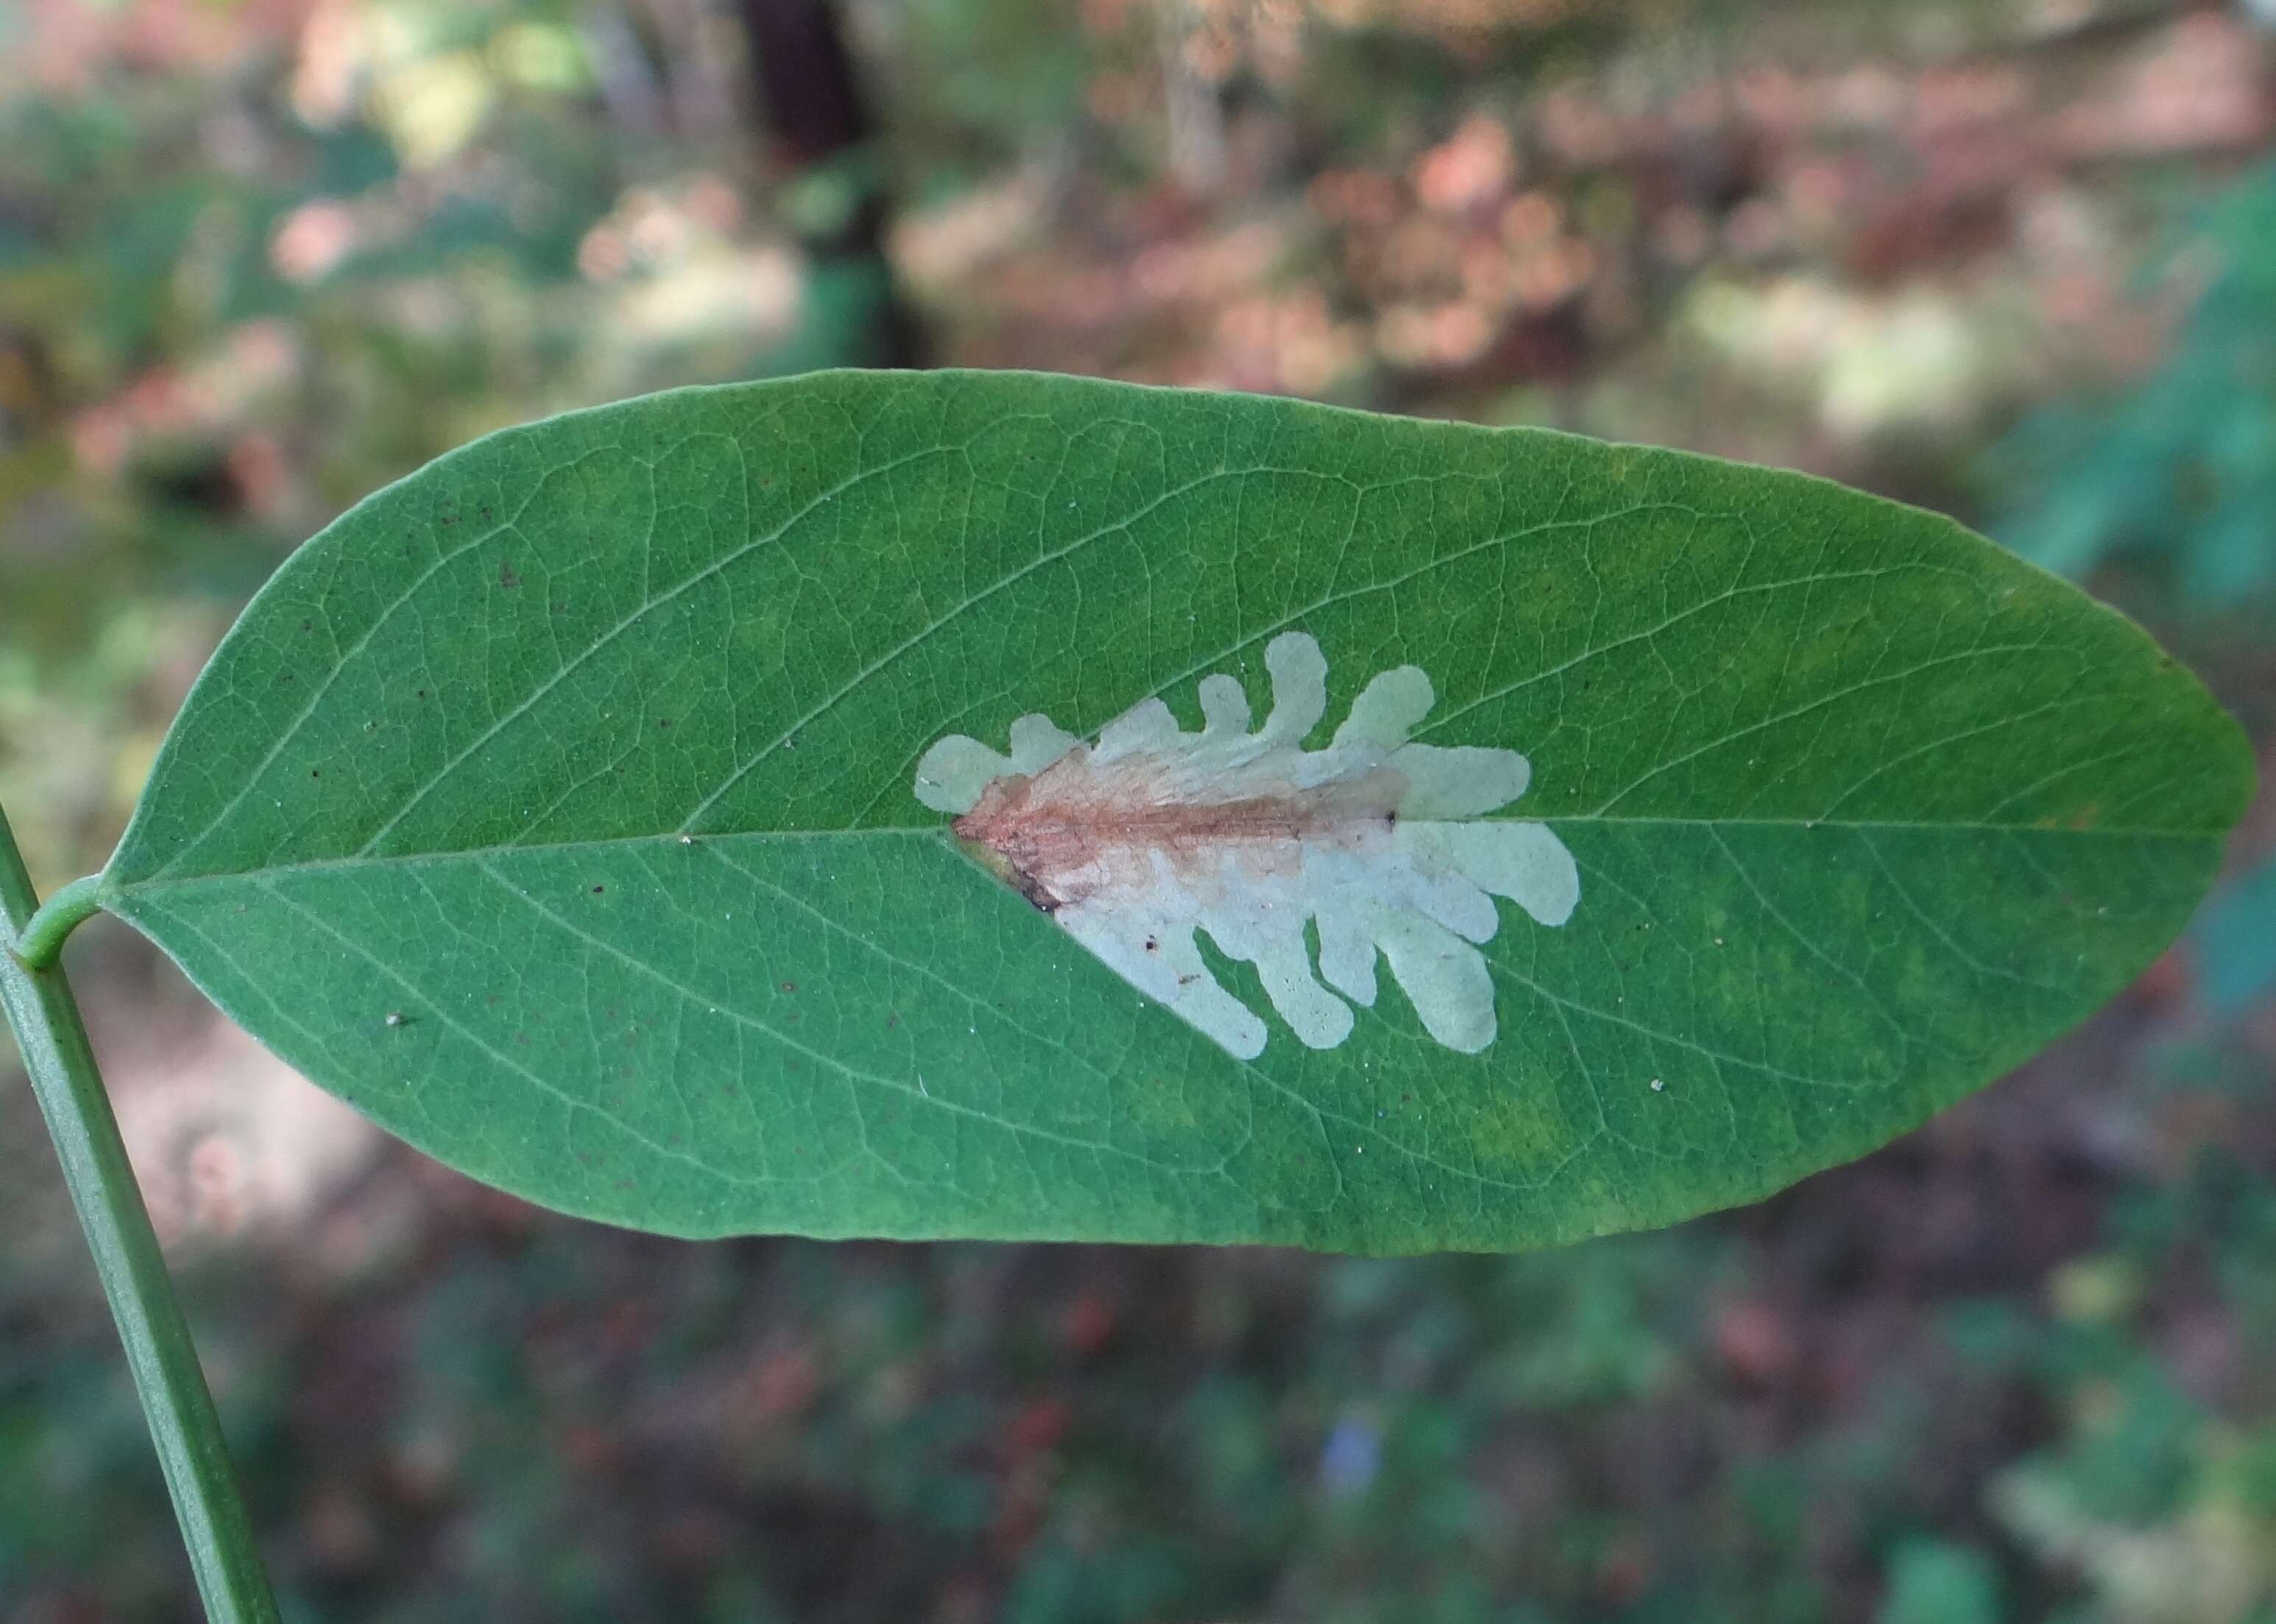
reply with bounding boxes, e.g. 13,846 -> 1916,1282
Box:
1878,1539 -> 2002,1624
96,370 -> 2252,1252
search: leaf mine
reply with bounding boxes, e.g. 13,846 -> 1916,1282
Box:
913,632 -> 1580,1059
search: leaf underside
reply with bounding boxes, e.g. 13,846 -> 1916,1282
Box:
102,370 -> 2252,1253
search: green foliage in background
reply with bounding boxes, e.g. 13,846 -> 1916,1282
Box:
4,0 -> 2273,1614
10,1118 -> 2276,1622
1994,160 -> 2276,603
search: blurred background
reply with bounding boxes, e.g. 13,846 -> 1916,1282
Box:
3,0 -> 2275,1618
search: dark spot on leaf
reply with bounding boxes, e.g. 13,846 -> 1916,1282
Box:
415,689 -> 426,699
479,505 -> 492,522
886,1012 -> 900,1028
498,559 -> 520,590
310,770 -> 319,779
781,981 -> 797,993
300,619 -> 311,632
657,718 -> 672,730
591,885 -> 605,894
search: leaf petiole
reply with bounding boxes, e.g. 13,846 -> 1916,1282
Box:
12,871 -> 104,971
0,805 -> 280,1623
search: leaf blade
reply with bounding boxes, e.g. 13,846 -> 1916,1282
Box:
105,370 -> 2254,1251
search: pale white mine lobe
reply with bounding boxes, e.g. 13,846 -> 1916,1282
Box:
912,632 -> 1580,1060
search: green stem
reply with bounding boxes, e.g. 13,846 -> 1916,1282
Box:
0,806 -> 280,1623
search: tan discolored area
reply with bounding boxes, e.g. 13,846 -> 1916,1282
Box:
953,758 -> 1410,915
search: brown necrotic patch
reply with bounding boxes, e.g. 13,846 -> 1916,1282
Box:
953,748 -> 1407,916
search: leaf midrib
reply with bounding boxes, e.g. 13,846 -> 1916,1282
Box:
103,812 -> 2219,902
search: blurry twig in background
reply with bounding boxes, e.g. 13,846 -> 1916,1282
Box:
735,0 -> 927,368
1991,0 -> 2208,57
583,4 -> 671,145
584,0 -> 742,157
1157,0 -> 1229,195
654,0 -> 743,145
